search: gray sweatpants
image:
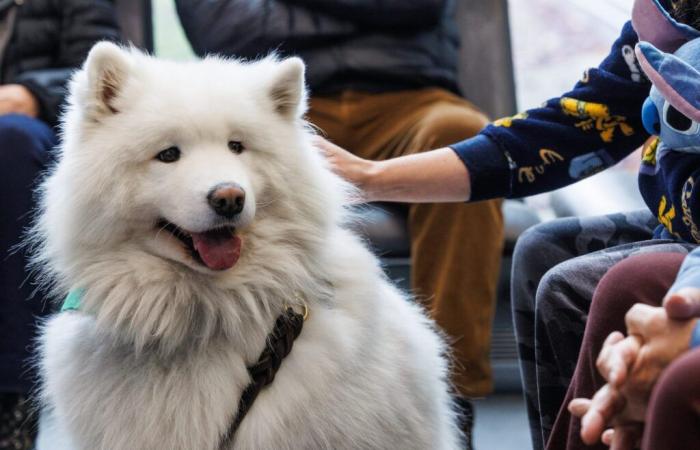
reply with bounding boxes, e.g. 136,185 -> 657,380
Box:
511,209 -> 694,450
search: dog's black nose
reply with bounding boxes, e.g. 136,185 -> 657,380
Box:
207,183 -> 245,218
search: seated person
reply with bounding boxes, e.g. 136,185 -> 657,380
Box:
318,0 -> 700,447
175,2 -> 505,445
0,2 -> 119,449
552,14 -> 700,449
555,251 -> 700,449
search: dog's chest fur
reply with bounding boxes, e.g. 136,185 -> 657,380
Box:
41,276 -> 454,450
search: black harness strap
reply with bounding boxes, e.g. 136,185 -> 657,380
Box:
219,307 -> 305,447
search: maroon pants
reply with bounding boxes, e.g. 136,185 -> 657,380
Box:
546,252 -> 700,450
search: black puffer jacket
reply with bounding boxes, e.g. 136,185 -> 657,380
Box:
175,0 -> 460,95
2,0 -> 119,126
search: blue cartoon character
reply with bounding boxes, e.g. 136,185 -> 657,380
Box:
635,25 -> 700,242
639,40 -> 700,152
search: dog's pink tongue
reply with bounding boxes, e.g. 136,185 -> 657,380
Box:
191,230 -> 242,271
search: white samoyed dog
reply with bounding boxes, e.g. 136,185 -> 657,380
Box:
32,42 -> 461,450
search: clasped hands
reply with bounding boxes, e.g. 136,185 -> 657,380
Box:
568,288 -> 700,449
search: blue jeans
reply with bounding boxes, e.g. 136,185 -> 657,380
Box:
0,114 -> 57,393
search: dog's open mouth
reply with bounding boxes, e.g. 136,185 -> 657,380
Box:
157,220 -> 242,271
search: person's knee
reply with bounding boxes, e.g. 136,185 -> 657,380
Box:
510,224 -> 559,313
594,253 -> 685,315
534,260 -> 588,334
512,224 -> 558,275
0,114 -> 53,166
416,104 -> 489,148
591,258 -> 650,321
513,225 -> 542,260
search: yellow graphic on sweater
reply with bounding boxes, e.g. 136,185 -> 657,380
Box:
518,148 -> 565,184
658,195 -> 677,235
560,97 -> 634,143
681,178 -> 700,243
493,112 -> 528,128
642,137 -> 659,166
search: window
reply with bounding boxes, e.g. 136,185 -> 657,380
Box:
509,0 -> 633,109
153,0 -> 194,59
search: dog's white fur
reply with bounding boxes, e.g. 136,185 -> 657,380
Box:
34,42 -> 461,450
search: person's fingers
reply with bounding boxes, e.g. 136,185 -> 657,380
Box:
602,429 -> 615,446
664,288 -> 700,319
610,424 -> 643,450
568,398 -> 591,418
625,304 -> 657,337
597,332 -> 625,373
597,336 -> 640,387
581,385 -> 625,445
312,136 -> 338,156
610,337 -> 642,387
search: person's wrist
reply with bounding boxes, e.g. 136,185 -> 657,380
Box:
359,159 -> 383,202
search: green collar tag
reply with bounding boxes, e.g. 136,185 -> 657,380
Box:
61,289 -> 84,312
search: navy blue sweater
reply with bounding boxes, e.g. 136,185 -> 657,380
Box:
452,21 -> 700,244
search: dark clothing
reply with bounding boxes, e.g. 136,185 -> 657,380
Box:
453,18 -> 700,247
0,115 -> 57,393
643,347 -> 700,450
174,0 -> 461,95
639,137 -> 700,243
511,210 -> 693,450
546,252 -> 687,450
452,21 -> 650,201
0,0 -> 119,395
2,0 -> 119,126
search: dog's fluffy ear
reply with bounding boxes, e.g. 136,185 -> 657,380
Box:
269,57 -> 307,119
83,42 -> 132,118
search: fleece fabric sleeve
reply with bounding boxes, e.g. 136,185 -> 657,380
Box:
452,21 -> 652,201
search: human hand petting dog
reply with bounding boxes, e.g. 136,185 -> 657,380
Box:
569,292 -> 700,449
0,84 -> 39,117
313,135 -> 471,204
313,136 -> 375,203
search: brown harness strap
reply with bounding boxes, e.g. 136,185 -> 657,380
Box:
219,307 -> 305,448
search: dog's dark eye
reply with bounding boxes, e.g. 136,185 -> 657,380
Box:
228,141 -> 245,154
156,146 -> 180,163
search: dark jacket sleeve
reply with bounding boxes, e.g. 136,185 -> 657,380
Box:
283,0 -> 447,28
13,0 -> 119,126
452,21 -> 652,201
175,0 -> 357,58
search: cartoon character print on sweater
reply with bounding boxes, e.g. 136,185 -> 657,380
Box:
681,177 -> 700,243
622,44 -> 647,83
560,97 -> 635,143
517,148 -> 564,184
493,112 -> 528,128
568,150 -> 615,180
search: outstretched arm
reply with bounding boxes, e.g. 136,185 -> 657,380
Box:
320,22 -> 651,204
317,138 -> 470,203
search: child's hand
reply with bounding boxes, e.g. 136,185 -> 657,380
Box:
313,136 -> 377,202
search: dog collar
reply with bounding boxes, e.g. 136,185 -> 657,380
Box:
61,289 -> 83,312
